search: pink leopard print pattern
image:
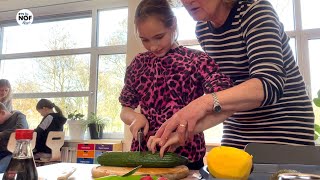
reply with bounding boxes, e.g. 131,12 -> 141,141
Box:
119,46 -> 232,162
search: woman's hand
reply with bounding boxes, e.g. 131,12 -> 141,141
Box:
147,132 -> 180,157
130,113 -> 149,140
155,95 -> 212,146
148,111 -> 233,157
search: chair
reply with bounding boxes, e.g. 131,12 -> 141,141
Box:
46,131 -> 65,161
35,131 -> 65,166
7,131 -> 37,153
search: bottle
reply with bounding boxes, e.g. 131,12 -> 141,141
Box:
3,129 -> 38,180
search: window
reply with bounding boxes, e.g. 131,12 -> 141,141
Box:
1,16 -> 93,132
0,4 -> 128,139
173,7 -> 197,41
308,39 -> 320,98
98,8 -> 128,46
0,55 -> 90,93
301,0 -> 320,29
96,8 -> 128,135
97,54 -> 126,134
13,97 -> 88,129
289,38 -> 296,60
308,39 -> 320,123
269,0 -> 294,31
2,18 -> 91,54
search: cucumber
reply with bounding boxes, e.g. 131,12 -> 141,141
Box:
97,151 -> 188,168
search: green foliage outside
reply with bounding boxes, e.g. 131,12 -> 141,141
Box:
11,18 -> 128,136
313,90 -> 320,139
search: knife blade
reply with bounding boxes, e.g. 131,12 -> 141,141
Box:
138,129 -> 143,152
121,165 -> 142,177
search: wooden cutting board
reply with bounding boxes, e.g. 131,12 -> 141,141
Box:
91,165 -> 189,180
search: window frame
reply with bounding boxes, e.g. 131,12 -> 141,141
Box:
291,0 -> 320,96
0,0 -> 128,139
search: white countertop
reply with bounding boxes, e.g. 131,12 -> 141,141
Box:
0,163 -> 199,180
0,163 -> 98,180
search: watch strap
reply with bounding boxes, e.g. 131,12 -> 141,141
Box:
212,92 -> 221,112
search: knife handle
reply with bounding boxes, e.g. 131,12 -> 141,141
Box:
57,167 -> 76,180
138,129 -> 143,151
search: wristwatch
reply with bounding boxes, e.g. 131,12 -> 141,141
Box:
212,92 -> 222,113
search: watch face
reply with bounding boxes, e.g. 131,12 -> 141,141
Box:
214,105 -> 222,113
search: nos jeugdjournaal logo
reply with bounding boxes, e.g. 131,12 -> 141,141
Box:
16,9 -> 33,25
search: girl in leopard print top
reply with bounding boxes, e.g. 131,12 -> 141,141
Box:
119,0 -> 232,170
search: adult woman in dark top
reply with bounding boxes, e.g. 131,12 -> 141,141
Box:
34,99 -> 67,156
150,0 -> 315,155
0,103 -> 28,172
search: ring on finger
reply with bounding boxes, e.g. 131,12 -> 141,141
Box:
179,124 -> 186,128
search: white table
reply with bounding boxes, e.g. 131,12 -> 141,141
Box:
0,163 -> 97,180
0,163 -> 199,180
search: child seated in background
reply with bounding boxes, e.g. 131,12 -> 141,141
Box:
34,99 -> 67,159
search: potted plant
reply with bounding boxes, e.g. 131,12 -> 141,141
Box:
67,110 -> 86,140
85,112 -> 108,139
68,110 -> 85,121
313,90 -> 320,140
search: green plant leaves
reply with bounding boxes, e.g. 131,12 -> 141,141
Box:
314,124 -> 320,140
68,110 -> 85,121
313,89 -> 320,107
314,98 -> 320,107
312,90 -> 320,140
84,112 -> 111,131
87,112 -> 105,125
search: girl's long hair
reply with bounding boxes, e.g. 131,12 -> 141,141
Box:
0,102 -> 8,111
134,0 -> 179,44
135,0 -> 176,29
36,99 -> 65,118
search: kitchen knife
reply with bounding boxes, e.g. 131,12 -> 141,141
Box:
121,165 -> 142,177
138,129 -> 143,152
